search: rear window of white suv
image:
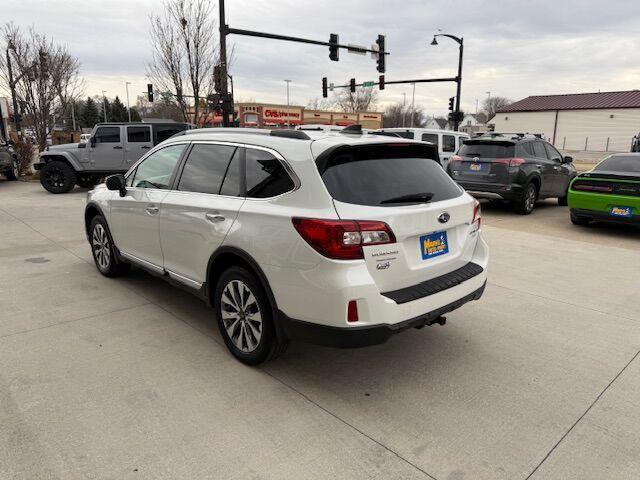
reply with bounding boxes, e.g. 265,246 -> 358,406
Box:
318,144 -> 462,206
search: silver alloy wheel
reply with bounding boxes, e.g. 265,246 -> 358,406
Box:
525,185 -> 536,212
221,280 -> 263,353
91,223 -> 111,270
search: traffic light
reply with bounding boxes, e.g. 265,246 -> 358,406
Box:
376,34 -> 386,73
350,78 -> 356,93
379,75 -> 385,90
322,77 -> 328,98
147,84 -> 154,102
329,33 -> 339,61
214,65 -> 223,93
448,96 -> 455,112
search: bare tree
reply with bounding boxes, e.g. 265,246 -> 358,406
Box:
306,97 -> 336,111
482,96 -> 512,121
382,102 -> 427,128
147,0 -> 219,125
0,24 -> 83,151
332,87 -> 378,113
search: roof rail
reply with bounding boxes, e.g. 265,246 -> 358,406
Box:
340,124 -> 363,135
270,130 -> 311,140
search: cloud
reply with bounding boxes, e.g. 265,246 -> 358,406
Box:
4,0 -> 639,116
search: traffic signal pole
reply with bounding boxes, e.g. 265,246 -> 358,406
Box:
218,0 -> 387,127
454,39 -> 464,131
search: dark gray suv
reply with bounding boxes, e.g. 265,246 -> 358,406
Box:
448,133 -> 577,214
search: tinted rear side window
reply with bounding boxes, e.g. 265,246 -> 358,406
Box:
458,142 -> 515,158
320,144 -> 461,206
154,125 -> 188,144
393,131 -> 414,139
443,135 -> 456,152
595,155 -> 640,173
94,127 -> 120,143
517,142 -> 536,157
177,144 -> 237,194
245,149 -> 295,198
532,141 -> 548,159
422,133 -> 439,145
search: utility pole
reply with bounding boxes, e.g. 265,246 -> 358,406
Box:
71,101 -> 77,131
410,82 -> 416,127
6,44 -> 21,136
284,79 -> 291,128
125,82 -> 132,122
102,91 -> 108,122
402,93 -> 406,127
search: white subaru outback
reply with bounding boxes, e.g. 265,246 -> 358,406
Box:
85,126 -> 488,364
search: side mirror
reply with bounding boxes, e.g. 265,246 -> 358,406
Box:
90,136 -> 96,147
563,155 -> 573,164
78,143 -> 86,149
105,174 -> 126,197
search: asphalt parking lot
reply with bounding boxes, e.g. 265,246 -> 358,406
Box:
1,180 -> 638,480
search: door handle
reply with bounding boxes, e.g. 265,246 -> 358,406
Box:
536,164 -> 543,168
113,146 -> 123,150
205,212 -> 225,223
141,146 -> 151,149
146,205 -> 159,215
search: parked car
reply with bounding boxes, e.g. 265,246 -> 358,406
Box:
0,140 -> 19,181
34,122 -> 192,193
374,128 -> 470,169
84,127 -> 489,364
448,133 -> 577,214
568,153 -> 640,226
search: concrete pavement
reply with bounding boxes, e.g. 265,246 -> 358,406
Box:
0,181 -> 638,479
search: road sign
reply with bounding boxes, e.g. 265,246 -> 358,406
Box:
362,81 -> 375,87
347,43 -> 367,55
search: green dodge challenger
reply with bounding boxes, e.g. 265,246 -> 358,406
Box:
568,153 -> 640,226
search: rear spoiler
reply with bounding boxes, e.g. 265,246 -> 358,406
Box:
580,171 -> 640,182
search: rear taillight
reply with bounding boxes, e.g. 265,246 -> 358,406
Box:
292,218 -> 396,260
450,155 -> 462,162
492,158 -> 525,166
471,199 -> 481,231
572,182 -> 613,192
347,300 -> 359,322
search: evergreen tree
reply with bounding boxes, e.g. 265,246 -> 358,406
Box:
79,97 -> 100,128
110,96 -> 129,122
99,97 -> 111,123
130,107 -> 142,122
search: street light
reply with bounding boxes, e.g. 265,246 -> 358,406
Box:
402,92 -> 406,127
102,90 -> 108,122
284,79 -> 291,129
125,82 -> 132,123
431,31 -> 464,131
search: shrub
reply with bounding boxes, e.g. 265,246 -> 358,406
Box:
12,138 -> 35,176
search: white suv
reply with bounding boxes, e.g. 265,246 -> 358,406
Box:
85,127 -> 488,364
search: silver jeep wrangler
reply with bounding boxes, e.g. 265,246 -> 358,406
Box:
34,122 -> 191,193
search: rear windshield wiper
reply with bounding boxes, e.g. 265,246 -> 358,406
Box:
380,192 -> 434,204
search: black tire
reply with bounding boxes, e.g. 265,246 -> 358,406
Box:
88,216 -> 130,277
214,266 -> 288,365
40,160 -> 77,193
513,182 -> 538,215
570,212 -> 590,226
77,175 -> 100,188
5,160 -> 19,181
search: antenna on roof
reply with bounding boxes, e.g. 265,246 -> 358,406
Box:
340,124 -> 363,135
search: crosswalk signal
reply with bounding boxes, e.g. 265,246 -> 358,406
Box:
448,96 -> 455,112
147,84 -> 154,102
350,78 -> 356,93
322,77 -> 328,98
329,33 -> 339,61
379,75 -> 385,90
376,35 -> 386,73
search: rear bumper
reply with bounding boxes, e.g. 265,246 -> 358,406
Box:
278,282 -> 486,348
455,181 -> 523,201
571,208 -> 640,225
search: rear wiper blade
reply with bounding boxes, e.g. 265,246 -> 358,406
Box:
380,192 -> 434,204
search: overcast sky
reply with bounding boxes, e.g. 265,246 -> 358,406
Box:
3,0 -> 639,116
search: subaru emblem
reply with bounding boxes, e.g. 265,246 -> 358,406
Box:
438,212 -> 450,224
